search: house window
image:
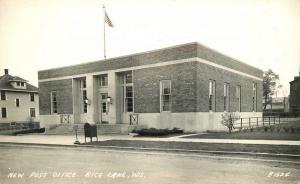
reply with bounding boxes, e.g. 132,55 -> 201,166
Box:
236,85 -> 241,112
101,93 -> 108,113
16,98 -> 20,107
122,72 -> 133,112
224,83 -> 230,111
99,75 -> 108,87
252,83 -> 257,112
30,108 -> 36,117
1,91 -> 6,100
50,91 -> 57,114
1,108 -> 7,118
209,80 -> 216,111
21,82 -> 25,87
80,78 -> 87,113
160,80 -> 171,112
16,81 -> 20,86
30,93 -> 35,102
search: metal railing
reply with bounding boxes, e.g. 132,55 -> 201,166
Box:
232,116 -> 281,130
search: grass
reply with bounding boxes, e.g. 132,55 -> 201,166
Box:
184,121 -> 300,140
83,140 -> 300,155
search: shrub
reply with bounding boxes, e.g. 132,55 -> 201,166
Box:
220,112 -> 240,134
264,126 -> 269,132
134,128 -> 183,136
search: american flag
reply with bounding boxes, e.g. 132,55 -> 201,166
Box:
104,10 -> 114,27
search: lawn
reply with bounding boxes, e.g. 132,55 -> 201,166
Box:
83,140 -> 300,155
184,121 -> 300,140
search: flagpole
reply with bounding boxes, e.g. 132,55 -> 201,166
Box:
103,4 -> 106,59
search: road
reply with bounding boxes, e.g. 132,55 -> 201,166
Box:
0,144 -> 299,184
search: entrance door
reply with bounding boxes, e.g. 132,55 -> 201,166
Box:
100,93 -> 109,123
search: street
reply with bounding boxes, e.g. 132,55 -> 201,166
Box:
0,144 -> 299,184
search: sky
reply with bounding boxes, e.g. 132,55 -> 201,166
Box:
0,0 -> 300,97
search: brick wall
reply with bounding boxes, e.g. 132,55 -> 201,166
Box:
39,79 -> 73,115
134,62 -> 197,113
196,62 -> 263,112
290,77 -> 300,112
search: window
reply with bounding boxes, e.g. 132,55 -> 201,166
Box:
80,78 -> 87,113
252,83 -> 257,112
21,82 -> 25,87
30,108 -> 36,117
224,83 -> 230,111
1,91 -> 6,100
101,93 -> 108,113
122,72 -> 134,112
30,93 -> 35,102
50,91 -> 57,114
16,81 -> 20,86
160,80 -> 171,111
16,98 -> 20,107
99,75 -> 108,87
236,85 -> 241,112
1,108 -> 7,118
209,80 -> 216,111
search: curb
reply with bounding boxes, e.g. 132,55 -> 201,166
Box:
0,142 -> 299,160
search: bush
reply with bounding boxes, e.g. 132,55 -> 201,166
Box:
134,128 -> 183,136
220,112 -> 240,134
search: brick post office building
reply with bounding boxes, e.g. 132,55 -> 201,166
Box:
38,42 -> 263,132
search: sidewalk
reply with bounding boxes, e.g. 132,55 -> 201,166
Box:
0,133 -> 299,146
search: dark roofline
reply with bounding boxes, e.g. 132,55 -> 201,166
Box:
39,42 -> 199,72
39,41 -> 262,73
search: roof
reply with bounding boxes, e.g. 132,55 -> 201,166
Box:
39,42 -> 263,80
0,74 -> 38,92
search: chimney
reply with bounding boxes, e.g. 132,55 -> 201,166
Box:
4,69 -> 8,75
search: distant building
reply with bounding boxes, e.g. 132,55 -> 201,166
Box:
290,73 -> 300,113
0,69 -> 39,126
38,42 -> 263,132
263,97 -> 289,112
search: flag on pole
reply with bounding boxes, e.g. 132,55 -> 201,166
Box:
104,10 -> 114,27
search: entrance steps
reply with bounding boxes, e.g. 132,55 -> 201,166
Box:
44,123 -> 137,135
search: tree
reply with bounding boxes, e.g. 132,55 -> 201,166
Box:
263,69 -> 279,110
220,112 -> 240,134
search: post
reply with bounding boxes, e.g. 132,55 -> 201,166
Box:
269,117 -> 270,126
262,117 -> 264,126
249,118 -> 251,128
103,5 -> 106,59
256,117 -> 258,127
279,116 -> 280,124
240,118 -> 242,130
274,117 -> 276,125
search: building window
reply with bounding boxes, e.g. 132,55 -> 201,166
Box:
30,108 -> 36,117
1,108 -> 7,118
30,93 -> 35,102
101,93 -> 108,113
99,74 -> 108,87
160,80 -> 171,112
16,98 -> 20,107
224,83 -> 230,111
50,91 -> 57,114
21,82 -> 25,87
209,80 -> 216,111
122,72 -> 133,112
1,91 -> 6,100
252,83 -> 257,112
236,85 -> 241,112
16,81 -> 20,86
80,78 -> 87,113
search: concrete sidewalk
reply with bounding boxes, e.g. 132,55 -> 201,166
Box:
0,134 -> 299,146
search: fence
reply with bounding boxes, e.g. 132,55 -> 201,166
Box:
232,116 -> 282,130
